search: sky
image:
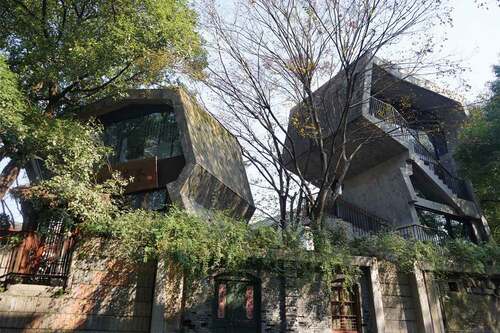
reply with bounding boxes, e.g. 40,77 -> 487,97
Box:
442,1 -> 500,100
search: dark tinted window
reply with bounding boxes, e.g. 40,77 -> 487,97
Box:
104,112 -> 182,163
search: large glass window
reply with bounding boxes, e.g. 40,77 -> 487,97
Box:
214,275 -> 259,333
126,190 -> 169,211
103,112 -> 182,163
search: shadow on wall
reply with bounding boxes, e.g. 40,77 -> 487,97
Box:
0,238 -> 155,332
440,277 -> 500,332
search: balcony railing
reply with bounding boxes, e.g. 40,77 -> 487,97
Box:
331,197 -> 390,238
368,97 -> 473,201
395,224 -> 449,244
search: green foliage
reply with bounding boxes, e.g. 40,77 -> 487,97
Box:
456,65 -> 500,241
89,207 -> 500,289
0,0 -> 206,112
0,57 -> 125,228
89,206 -> 282,282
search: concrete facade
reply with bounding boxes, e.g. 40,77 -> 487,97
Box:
283,57 -> 491,241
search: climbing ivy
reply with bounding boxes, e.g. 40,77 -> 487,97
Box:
75,206 -> 500,289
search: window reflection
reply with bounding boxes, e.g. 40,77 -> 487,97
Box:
126,190 -> 168,211
104,112 -> 182,163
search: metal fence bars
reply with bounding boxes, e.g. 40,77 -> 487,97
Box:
0,221 -> 74,287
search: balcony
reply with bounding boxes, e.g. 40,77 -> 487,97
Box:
395,224 -> 448,244
330,197 -> 390,238
329,197 -> 476,245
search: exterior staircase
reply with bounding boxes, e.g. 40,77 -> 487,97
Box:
368,97 -> 478,217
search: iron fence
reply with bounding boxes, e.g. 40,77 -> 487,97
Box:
0,222 -> 74,287
395,224 -> 448,244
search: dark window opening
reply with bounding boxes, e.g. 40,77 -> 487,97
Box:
448,281 -> 459,292
213,275 -> 260,333
103,111 -> 182,164
125,189 -> 170,211
332,281 -> 361,333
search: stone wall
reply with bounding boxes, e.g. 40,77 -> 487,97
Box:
437,274 -> 500,333
167,267 -> 376,333
0,239 -> 155,332
379,265 -> 420,333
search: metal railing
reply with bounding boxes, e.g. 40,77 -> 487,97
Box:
0,224 -> 75,287
421,160 -> 472,200
368,97 -> 472,201
395,224 -> 449,244
331,197 -> 390,238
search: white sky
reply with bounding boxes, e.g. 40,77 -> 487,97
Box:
442,1 -> 500,100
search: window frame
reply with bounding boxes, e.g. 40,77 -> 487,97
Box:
331,280 -> 362,333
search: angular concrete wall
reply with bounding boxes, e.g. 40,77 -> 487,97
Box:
342,153 -> 417,227
167,89 -> 254,220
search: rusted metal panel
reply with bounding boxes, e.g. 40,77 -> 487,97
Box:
102,157 -> 159,194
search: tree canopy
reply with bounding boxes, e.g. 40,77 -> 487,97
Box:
0,0 -> 206,204
456,65 -> 500,242
0,0 -> 206,115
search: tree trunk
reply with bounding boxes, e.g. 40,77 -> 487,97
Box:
0,159 -> 21,200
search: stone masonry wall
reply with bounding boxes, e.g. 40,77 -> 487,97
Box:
0,239 -> 155,332
379,265 -> 420,333
437,274 -> 500,333
174,267 -> 375,333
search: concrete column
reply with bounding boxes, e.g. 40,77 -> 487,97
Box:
369,259 -> 385,333
422,271 -> 446,333
150,261 -> 184,333
412,265 -> 434,333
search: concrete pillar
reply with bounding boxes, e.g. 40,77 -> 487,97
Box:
412,265 -> 434,333
369,259 -> 385,333
422,271 -> 446,333
150,261 -> 184,333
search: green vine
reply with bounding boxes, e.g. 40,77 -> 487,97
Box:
76,207 -> 500,289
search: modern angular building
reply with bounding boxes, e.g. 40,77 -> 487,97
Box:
285,57 -> 490,243
81,88 -> 255,220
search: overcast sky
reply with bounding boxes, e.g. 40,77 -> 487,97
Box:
443,1 -> 499,100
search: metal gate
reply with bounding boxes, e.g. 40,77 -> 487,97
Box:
0,220 -> 74,287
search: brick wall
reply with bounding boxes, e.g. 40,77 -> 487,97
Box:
0,238 -> 155,332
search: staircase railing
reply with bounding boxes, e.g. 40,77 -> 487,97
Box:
368,97 -> 473,201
